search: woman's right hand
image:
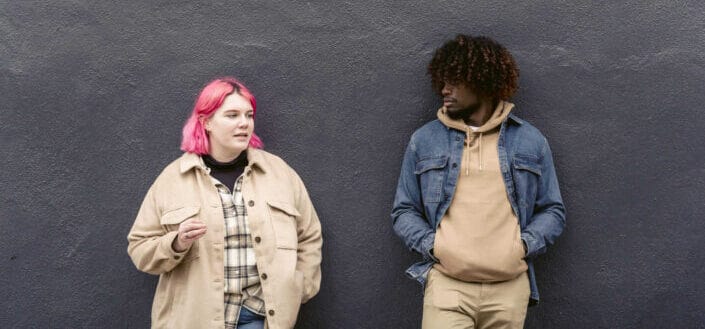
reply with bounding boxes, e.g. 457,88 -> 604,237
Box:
171,218 -> 207,252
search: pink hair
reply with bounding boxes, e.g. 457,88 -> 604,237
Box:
181,77 -> 263,154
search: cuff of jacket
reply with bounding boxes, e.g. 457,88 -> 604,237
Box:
521,232 -> 538,259
161,231 -> 190,264
421,232 -> 438,262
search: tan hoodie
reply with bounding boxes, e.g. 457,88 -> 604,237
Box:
433,101 -> 528,282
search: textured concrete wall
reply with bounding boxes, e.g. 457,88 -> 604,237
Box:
2,1 -> 704,328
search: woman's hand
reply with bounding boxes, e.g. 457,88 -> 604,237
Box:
171,218 -> 207,252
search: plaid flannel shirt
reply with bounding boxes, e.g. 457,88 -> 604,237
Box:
212,176 -> 266,328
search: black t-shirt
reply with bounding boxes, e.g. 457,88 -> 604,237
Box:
202,152 -> 248,192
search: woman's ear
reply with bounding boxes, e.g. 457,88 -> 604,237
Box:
199,115 -> 210,131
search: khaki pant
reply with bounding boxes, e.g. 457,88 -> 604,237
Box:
422,268 -> 530,329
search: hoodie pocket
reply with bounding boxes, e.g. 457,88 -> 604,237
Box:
415,156 -> 448,203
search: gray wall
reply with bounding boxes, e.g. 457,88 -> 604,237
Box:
1,1 -> 704,328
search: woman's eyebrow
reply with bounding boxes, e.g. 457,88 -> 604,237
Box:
222,108 -> 253,113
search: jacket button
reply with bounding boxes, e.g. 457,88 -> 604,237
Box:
261,273 -> 268,280
254,236 -> 261,243
268,310 -> 275,316
248,200 -> 255,207
173,255 -> 180,260
452,163 -> 457,168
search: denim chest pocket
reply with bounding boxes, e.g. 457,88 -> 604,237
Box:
415,156 -> 448,203
512,155 -> 541,207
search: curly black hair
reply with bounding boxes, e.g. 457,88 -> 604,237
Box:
428,34 -> 519,101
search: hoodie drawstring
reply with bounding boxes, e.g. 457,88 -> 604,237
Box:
464,129 -> 484,175
479,132 -> 483,171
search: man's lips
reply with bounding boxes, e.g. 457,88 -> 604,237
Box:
443,98 -> 456,106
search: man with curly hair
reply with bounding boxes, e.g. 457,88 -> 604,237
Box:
391,34 -> 566,328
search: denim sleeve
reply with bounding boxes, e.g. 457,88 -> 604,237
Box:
391,139 -> 437,262
521,138 -> 566,258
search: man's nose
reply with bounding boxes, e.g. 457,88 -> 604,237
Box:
441,83 -> 452,96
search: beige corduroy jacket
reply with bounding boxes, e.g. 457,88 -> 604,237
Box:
127,149 -> 322,329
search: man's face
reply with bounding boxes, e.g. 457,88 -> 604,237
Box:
442,82 -> 481,121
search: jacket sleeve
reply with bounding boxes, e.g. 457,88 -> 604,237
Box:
292,171 -> 323,303
391,139 -> 437,262
127,185 -> 190,275
521,139 -> 566,258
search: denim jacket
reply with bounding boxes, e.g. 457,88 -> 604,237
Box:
391,113 -> 565,304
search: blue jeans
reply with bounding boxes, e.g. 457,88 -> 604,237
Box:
237,307 -> 265,329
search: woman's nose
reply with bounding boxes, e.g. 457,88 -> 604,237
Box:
236,116 -> 249,127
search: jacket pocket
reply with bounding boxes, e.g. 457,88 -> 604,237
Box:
267,201 -> 300,250
160,206 -> 201,261
512,154 -> 541,208
513,154 -> 542,176
414,156 -> 448,203
160,206 -> 200,228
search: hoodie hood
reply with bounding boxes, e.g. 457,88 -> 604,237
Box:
437,101 -> 514,174
437,101 -> 514,133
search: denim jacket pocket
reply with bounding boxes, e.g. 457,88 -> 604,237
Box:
414,156 -> 448,203
512,154 -> 541,207
513,154 -> 542,176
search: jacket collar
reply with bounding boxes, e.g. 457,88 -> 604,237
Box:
179,148 -> 267,174
507,113 -> 524,125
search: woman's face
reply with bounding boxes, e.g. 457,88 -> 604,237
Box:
204,92 -> 254,162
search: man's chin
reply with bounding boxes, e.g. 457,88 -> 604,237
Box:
446,103 -> 480,121
445,105 -> 459,113
446,107 -> 465,120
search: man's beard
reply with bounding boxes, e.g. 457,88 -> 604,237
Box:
446,102 -> 481,121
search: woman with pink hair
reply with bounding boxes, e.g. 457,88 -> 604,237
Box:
127,77 -> 323,329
